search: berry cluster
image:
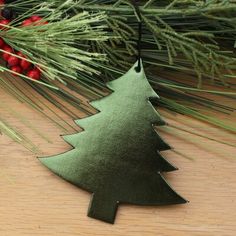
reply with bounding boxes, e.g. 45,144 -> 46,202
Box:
0,1 -> 46,80
22,15 -> 48,27
0,41 -> 41,80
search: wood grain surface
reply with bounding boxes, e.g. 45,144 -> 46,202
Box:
0,82 -> 236,236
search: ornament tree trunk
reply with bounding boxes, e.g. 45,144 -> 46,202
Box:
40,61 -> 186,223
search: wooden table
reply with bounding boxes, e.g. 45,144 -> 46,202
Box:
0,82 -> 236,236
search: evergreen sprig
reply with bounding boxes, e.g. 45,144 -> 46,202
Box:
54,0 -> 236,131
2,1 -> 109,86
1,0 -> 235,151
0,1 -> 111,150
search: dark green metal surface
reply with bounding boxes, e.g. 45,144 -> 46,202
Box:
39,61 -> 186,224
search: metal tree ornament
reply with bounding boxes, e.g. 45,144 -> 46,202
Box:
39,1 -> 187,224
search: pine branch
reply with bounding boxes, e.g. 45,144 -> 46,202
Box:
1,0 -> 235,144
3,1 -> 109,85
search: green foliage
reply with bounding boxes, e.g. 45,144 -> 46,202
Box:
0,1 -> 110,150
2,1 -> 109,86
72,0 -> 236,81
1,0 -> 235,150
51,0 -> 236,130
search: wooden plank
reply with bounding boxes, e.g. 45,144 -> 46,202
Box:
0,85 -> 236,236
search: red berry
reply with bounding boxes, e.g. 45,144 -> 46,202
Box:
0,19 -> 10,30
22,19 -> 33,27
17,51 -> 31,70
0,38 -> 5,48
20,59 -> 31,70
3,45 -> 12,51
11,65 -> 23,75
16,51 -> 25,58
27,69 -> 41,80
0,0 -> 5,4
8,55 -> 20,66
0,19 -> 10,24
31,15 -> 42,22
2,45 -> 13,61
2,52 -> 10,60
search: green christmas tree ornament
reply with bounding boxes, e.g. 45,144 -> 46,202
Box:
39,60 -> 187,224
